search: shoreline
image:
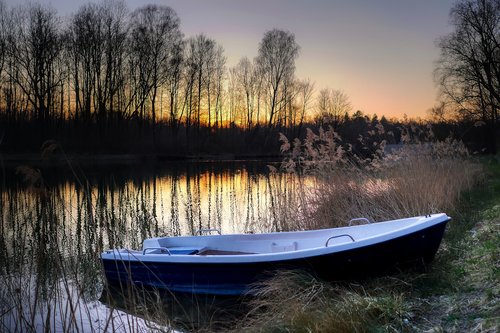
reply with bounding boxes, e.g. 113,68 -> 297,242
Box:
0,153 -> 282,167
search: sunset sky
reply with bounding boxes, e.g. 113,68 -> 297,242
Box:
6,0 -> 456,119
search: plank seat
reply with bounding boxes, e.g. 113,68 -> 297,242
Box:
197,249 -> 256,256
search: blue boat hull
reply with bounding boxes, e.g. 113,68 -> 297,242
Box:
102,220 -> 448,295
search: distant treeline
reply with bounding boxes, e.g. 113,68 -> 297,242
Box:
0,0 -> 496,157
0,108 -> 491,158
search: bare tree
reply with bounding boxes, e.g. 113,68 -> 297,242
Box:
203,39 -> 216,129
194,35 -> 213,130
427,101 -> 449,122
316,88 -> 352,127
182,34 -> 221,132
0,0 -> 7,114
181,38 -> 197,134
99,0 -> 128,122
281,75 -> 300,129
129,4 -> 182,126
166,40 -> 184,129
256,29 -> 300,127
436,0 -> 499,151
0,0 -> 6,83
67,0 -> 128,124
6,3 -> 63,121
67,3 -> 101,121
234,57 -> 256,129
212,45 -> 226,129
228,66 -> 242,128
253,58 -> 264,126
295,78 -> 314,132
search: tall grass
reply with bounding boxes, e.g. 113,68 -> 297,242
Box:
237,271 -> 415,333
277,126 -> 481,229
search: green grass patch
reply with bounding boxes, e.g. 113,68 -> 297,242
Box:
408,156 -> 500,331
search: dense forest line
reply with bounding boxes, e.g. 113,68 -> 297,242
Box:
0,110 -> 491,159
0,0 -> 497,156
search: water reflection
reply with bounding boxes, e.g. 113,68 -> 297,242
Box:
3,161 -> 309,244
68,162 -> 303,244
0,160 -> 312,332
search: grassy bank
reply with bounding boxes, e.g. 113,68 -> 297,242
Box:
233,156 -> 499,333
409,158 -> 499,332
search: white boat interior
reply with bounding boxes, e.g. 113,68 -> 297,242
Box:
102,213 -> 450,264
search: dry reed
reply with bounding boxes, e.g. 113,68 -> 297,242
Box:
278,125 -> 482,229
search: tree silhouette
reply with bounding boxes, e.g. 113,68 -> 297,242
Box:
6,3 -> 63,122
129,4 -> 182,128
316,88 -> 352,128
436,0 -> 499,152
0,1 -> 6,92
234,57 -> 256,130
256,29 -> 300,128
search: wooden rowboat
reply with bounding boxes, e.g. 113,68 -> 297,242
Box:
101,213 -> 450,295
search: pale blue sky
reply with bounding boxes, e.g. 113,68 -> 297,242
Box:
4,0 -> 456,118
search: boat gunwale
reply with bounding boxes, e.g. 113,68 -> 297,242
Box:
101,214 -> 450,264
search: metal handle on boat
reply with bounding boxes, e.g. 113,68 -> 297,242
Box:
325,234 -> 355,247
142,247 -> 172,255
348,217 -> 372,226
196,228 -> 222,236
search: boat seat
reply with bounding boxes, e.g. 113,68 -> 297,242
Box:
271,241 -> 298,253
168,247 -> 201,255
197,249 -> 256,255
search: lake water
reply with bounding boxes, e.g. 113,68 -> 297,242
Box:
0,160 -> 311,331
